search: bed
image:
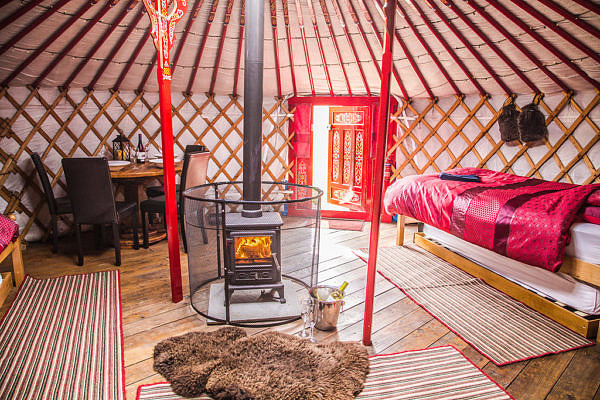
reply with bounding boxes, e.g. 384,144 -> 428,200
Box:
384,168 -> 600,339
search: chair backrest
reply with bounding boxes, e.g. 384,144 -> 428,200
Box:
62,157 -> 118,224
31,153 -> 57,214
185,144 -> 207,154
179,151 -> 210,212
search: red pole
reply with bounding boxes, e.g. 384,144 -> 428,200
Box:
363,0 -> 395,346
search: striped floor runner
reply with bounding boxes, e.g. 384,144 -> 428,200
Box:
358,245 -> 593,365
137,346 -> 512,399
0,271 -> 124,400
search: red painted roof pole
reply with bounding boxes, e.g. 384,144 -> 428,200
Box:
509,0 -> 600,64
186,0 -> 219,95
114,28 -> 152,91
486,0 -> 599,89
138,58 -> 156,93
293,0 -> 315,96
430,1 -> 511,95
464,0 -> 569,93
269,0 -> 283,98
63,1 -> 135,89
209,0 -> 235,95
282,0 -> 297,96
331,0 -> 371,95
171,0 -> 205,75
233,1 -> 245,96
363,0 -> 395,347
396,1 -> 459,96
409,0 -> 485,96
571,0 -> 600,15
536,0 -> 600,39
0,0 -> 45,33
318,0 -> 352,96
449,3 -> 539,94
142,0 -> 188,303
305,0 -> 333,96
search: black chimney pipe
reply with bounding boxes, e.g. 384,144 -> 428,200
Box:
242,0 -> 263,218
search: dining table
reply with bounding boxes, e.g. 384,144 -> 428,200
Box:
109,159 -> 183,246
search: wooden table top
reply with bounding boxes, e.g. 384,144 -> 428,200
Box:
109,160 -> 183,179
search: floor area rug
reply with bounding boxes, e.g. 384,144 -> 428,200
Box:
137,346 -> 512,400
0,270 -> 124,399
324,219 -> 365,231
355,245 -> 593,365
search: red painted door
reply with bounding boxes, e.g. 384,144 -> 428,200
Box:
327,106 -> 370,212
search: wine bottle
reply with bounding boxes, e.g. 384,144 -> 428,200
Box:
327,281 -> 348,301
135,133 -> 146,164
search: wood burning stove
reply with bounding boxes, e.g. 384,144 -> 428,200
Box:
225,212 -> 285,303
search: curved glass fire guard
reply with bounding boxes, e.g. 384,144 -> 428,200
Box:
183,181 -> 323,327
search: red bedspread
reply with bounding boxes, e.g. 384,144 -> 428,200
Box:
384,168 -> 600,272
0,214 -> 18,254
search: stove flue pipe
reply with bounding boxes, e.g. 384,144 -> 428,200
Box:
242,0 -> 264,218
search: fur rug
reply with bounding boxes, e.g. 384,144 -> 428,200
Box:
153,327 -> 369,400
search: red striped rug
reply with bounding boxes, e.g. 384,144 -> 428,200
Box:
136,346 -> 512,399
0,271 -> 124,399
356,245 -> 593,365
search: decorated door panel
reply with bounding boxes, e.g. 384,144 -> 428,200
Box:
327,107 -> 370,212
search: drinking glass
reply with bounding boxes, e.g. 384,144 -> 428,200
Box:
308,305 -> 317,343
299,298 -> 312,338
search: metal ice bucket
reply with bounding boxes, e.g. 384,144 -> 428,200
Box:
309,285 -> 345,331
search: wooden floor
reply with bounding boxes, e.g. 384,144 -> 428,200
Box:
1,221 -> 599,400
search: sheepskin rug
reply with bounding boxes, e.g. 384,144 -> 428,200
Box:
153,327 -> 370,399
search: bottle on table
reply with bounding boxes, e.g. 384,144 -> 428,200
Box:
327,281 -> 348,301
135,133 -> 146,164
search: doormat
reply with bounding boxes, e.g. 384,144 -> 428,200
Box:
355,245 -> 593,365
137,346 -> 513,399
325,218 -> 365,231
0,270 -> 124,399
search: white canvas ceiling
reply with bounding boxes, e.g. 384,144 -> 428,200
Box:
0,0 -> 598,98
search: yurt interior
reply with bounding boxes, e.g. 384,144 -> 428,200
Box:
0,0 -> 599,398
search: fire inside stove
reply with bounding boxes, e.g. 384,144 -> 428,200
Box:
235,236 -> 272,263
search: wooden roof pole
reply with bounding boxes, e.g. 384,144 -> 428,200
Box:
0,0 -> 71,58
331,0 -> 371,95
114,28 -> 152,91
536,0 -> 600,39
87,7 -> 145,90
2,1 -> 93,87
570,0 -> 600,15
356,0 -> 408,98
448,3 -> 539,94
269,0 -> 283,98
428,1 -> 511,95
408,0 -> 485,96
142,0 -> 188,303
209,0 -> 235,95
63,0 -> 135,89
395,1 -> 459,96
138,58 -> 156,93
464,0 -> 569,93
33,3 -> 113,88
363,0 -> 396,347
0,0 -> 45,33
171,0 -> 205,75
305,0 -> 333,96
233,0 -> 245,96
282,0 -> 297,96
293,0 -> 315,96
509,0 -> 600,64
318,0 -> 352,96
485,0 -> 600,90
186,0 -> 219,95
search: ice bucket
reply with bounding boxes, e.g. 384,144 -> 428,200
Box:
309,285 -> 344,331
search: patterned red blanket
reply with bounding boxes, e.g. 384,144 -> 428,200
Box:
384,168 -> 600,272
0,214 -> 19,254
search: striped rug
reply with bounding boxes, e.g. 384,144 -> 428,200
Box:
357,245 -> 593,365
136,346 -> 512,399
0,271 -> 124,400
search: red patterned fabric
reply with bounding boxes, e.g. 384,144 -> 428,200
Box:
582,206 -> 600,225
587,190 -> 600,206
0,214 -> 19,253
384,168 -> 600,272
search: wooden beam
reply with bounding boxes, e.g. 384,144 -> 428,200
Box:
305,0 -> 333,96
0,0 -> 45,32
269,0 -> 283,98
281,0 -> 297,96
171,0 -> 205,74
318,0 -> 352,96
209,0 -> 234,95
186,0 -> 219,94
233,0 -> 245,96
293,0 -> 315,96
114,28 -> 152,91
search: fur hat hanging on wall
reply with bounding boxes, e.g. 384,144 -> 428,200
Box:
498,103 -> 520,142
518,103 -> 547,143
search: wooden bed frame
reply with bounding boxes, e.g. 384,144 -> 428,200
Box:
395,216 -> 600,341
0,214 -> 24,307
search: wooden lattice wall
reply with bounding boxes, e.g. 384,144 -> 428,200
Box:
0,87 -> 293,241
388,90 -> 600,186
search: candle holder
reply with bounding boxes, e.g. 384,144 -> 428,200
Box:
112,134 -> 132,161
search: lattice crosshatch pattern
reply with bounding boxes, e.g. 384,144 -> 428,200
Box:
0,87 -> 293,241
388,90 -> 600,186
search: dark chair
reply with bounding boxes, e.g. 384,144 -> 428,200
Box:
141,151 -> 209,250
31,152 -> 73,253
62,157 -> 139,266
145,144 -> 208,198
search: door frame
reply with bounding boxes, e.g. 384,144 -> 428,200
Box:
288,96 -> 397,222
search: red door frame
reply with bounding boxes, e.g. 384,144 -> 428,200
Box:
287,96 -> 397,222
